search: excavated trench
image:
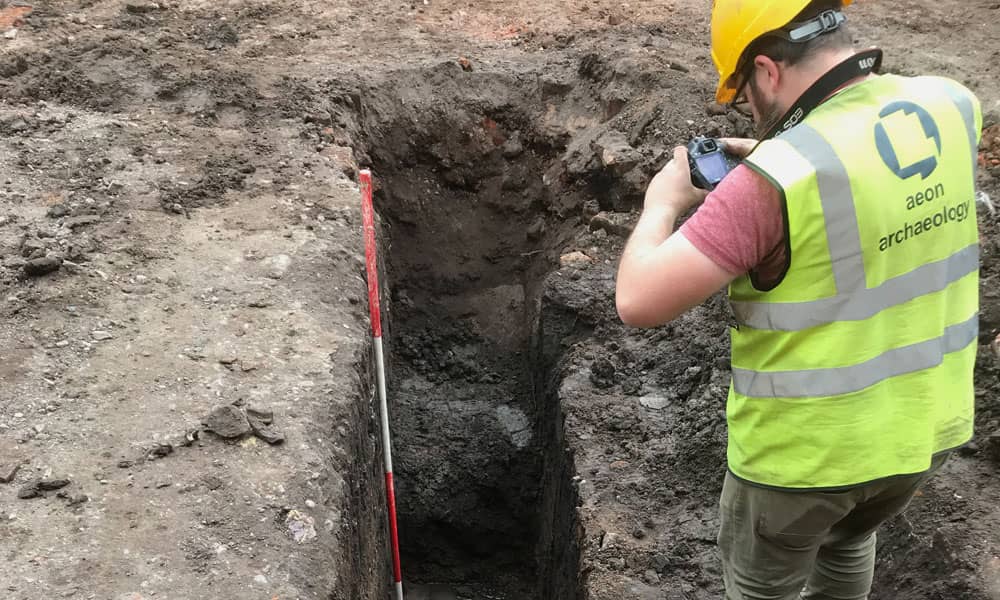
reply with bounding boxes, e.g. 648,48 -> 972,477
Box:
354,64 -> 609,599
343,57 -> 998,600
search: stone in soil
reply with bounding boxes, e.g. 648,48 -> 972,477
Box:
265,254 -> 292,279
589,212 -> 633,239
247,407 -> 285,445
47,204 -> 71,218
124,1 -> 160,14
203,404 -> 252,438
639,395 -> 670,410
18,478 -> 70,499
285,509 -> 317,543
0,461 -> 20,483
64,215 -> 101,230
590,357 -> 616,388
147,442 -> 173,460
57,491 -> 89,506
22,255 -> 62,277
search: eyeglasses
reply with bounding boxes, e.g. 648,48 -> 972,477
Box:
730,65 -> 754,118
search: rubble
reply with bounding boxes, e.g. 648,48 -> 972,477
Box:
18,478 -> 71,499
202,404 -> 284,444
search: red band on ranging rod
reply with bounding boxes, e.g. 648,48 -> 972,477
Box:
386,472 -> 403,582
360,170 -> 383,338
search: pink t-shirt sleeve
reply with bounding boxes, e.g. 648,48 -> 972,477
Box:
679,164 -> 785,278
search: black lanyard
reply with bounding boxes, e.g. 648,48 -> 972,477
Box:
760,48 -> 884,141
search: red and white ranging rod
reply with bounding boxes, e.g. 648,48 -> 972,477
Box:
359,169 -> 405,600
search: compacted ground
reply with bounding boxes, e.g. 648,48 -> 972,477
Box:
1,1 -> 999,599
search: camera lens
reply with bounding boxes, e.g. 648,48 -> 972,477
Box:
702,139 -> 717,151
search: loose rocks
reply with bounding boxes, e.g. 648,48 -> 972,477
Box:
202,404 -> 284,444
18,478 -> 70,499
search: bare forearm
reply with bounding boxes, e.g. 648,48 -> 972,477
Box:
615,146 -> 731,327
618,205 -> 680,280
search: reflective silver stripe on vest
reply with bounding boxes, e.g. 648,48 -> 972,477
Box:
942,84 -> 979,178
731,243 -> 979,331
732,313 -> 978,399
779,123 -> 866,294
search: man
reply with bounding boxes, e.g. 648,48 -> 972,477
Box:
615,1 -> 983,599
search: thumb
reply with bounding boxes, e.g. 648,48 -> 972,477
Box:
718,137 -> 758,158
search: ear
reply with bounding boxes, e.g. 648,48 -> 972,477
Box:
752,55 -> 782,96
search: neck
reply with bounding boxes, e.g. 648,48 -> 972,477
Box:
779,47 -> 860,108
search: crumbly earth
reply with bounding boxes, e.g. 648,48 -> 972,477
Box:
1,1 -> 998,599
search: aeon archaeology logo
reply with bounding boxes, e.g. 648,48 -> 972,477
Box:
874,101 -> 942,180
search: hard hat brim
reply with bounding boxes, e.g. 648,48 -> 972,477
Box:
716,80 -> 738,105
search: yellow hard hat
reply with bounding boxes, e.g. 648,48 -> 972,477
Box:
711,0 -> 854,104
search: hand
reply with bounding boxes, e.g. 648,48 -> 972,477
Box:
718,137 -> 759,158
644,146 -> 708,216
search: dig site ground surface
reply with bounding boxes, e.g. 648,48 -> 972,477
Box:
2,1 -> 1000,599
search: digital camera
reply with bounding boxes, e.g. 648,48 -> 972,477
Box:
687,137 -> 740,191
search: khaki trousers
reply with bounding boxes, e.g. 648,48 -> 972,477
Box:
718,454 -> 949,600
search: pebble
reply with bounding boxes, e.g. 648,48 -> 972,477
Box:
639,396 -> 670,410
706,102 -> 728,116
47,204 -> 71,218
560,251 -> 593,268
125,0 -> 160,14
22,255 -> 62,277
265,254 -> 292,279
588,212 -> 633,239
92,330 -> 114,341
64,215 -> 100,230
0,462 -> 20,483
651,553 -> 670,572
285,510 -> 317,543
600,531 -> 620,550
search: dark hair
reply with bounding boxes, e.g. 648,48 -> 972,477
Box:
741,0 -> 853,79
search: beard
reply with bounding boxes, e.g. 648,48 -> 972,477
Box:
754,97 -> 785,139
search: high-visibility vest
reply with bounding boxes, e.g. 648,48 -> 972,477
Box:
729,74 -> 982,490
